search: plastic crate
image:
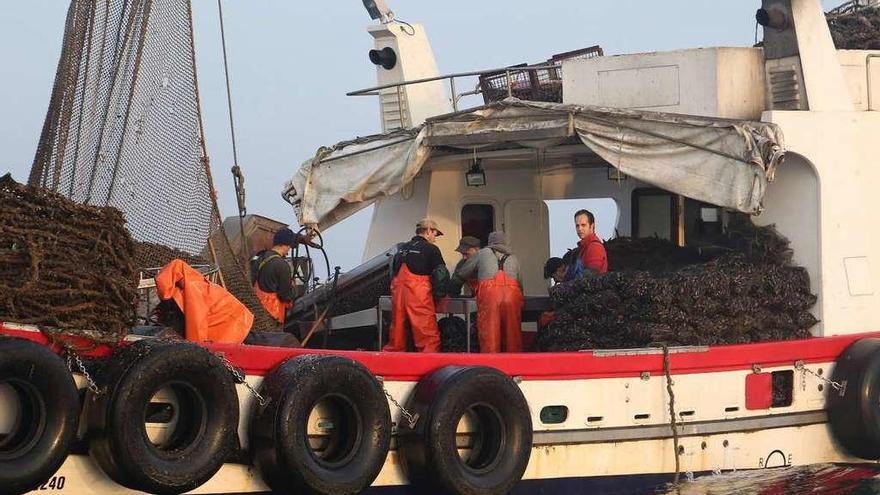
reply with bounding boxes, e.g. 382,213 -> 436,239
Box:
478,45 -> 603,104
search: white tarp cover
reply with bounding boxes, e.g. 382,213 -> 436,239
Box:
284,98 -> 785,229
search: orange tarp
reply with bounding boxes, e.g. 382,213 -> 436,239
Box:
155,259 -> 253,344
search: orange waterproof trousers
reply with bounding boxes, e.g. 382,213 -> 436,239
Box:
254,282 -> 292,326
475,270 -> 524,353
384,264 -> 441,352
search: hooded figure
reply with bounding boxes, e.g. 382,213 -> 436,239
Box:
453,231 -> 524,352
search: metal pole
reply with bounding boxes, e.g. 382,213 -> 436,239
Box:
450,76 -> 458,112
868,53 -> 879,111
675,195 -> 685,247
506,70 -> 513,98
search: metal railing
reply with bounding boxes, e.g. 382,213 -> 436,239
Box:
347,63 -> 565,116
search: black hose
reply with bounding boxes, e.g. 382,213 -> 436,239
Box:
322,266 -> 342,348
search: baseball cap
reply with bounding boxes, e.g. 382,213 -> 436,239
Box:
272,227 -> 297,247
455,236 -> 481,253
416,218 -> 443,236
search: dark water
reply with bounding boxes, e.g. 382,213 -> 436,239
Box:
653,464 -> 880,495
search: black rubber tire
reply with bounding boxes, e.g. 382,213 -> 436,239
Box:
0,337 -> 80,495
828,338 -> 880,459
86,340 -> 239,494
250,355 -> 391,495
399,366 -> 532,495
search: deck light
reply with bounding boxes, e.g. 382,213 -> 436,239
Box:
466,159 -> 486,187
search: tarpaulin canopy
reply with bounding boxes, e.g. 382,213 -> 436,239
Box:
283,98 -> 785,230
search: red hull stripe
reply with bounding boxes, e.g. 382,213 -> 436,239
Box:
2,324 -> 877,381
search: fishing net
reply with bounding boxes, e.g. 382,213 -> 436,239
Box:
26,0 -> 275,331
0,174 -> 137,343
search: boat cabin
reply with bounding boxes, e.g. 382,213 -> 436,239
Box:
285,0 -> 880,342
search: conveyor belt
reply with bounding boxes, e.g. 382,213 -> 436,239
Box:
289,244 -> 399,320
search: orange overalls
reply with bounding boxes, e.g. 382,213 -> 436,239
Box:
474,255 -> 524,353
253,252 -> 293,325
384,263 -> 441,352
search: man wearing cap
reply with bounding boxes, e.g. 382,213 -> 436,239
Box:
384,218 -> 449,352
251,227 -> 303,325
453,231 -> 524,353
448,236 -> 481,297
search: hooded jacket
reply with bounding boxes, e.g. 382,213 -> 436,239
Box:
453,240 -> 523,289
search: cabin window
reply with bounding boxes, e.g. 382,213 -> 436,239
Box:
632,188 -> 675,241
631,188 -> 724,246
461,204 -> 495,247
544,198 -> 618,257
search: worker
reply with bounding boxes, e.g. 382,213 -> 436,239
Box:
543,256 -> 567,285
570,209 -> 608,279
448,236 -> 481,297
252,227 -> 302,326
384,218 -> 449,352
454,231 -> 524,353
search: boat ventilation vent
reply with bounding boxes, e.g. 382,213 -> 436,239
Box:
769,66 -> 805,111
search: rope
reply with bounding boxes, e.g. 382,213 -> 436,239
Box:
216,0 -> 248,263
663,343 -> 681,486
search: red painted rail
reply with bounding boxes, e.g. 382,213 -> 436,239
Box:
2,323 -> 877,381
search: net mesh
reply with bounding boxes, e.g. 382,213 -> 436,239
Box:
28,0 -> 276,331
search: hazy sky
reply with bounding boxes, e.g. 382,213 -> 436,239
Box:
0,1 -> 840,270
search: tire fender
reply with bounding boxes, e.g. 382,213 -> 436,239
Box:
0,337 -> 80,495
86,339 -> 239,494
828,338 -> 880,459
399,366 -> 532,495
250,354 -> 391,495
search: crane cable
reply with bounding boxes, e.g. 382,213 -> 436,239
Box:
216,0 -> 248,266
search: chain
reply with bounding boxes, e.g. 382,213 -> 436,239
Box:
66,349 -> 101,395
795,360 -> 845,394
218,353 -> 268,407
378,377 -> 419,429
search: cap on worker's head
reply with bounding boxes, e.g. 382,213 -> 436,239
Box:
273,227 -> 297,247
416,217 -> 443,236
455,236 -> 481,253
487,230 -> 507,246
544,257 -> 565,279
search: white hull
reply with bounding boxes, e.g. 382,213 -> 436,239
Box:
20,353 -> 860,495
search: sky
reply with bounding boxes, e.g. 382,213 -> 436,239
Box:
0,0 -> 841,271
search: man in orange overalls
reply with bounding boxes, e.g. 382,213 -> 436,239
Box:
453,231 -> 524,353
252,228 -> 302,326
448,236 -> 481,297
384,218 -> 449,352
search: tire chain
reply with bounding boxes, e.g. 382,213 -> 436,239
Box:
377,376 -> 419,429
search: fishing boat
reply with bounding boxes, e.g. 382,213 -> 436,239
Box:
3,0 -> 880,494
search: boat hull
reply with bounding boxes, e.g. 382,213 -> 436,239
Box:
0,323 -> 872,495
